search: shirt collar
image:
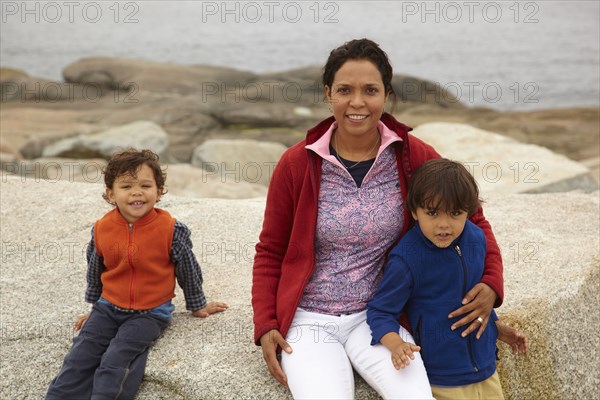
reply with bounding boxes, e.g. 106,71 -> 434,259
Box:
305,120 -> 404,165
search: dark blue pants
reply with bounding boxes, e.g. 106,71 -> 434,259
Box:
46,301 -> 170,400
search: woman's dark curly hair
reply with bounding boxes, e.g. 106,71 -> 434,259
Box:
102,148 -> 167,204
322,38 -> 396,107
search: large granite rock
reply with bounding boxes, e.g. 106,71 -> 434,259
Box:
391,75 -> 467,110
63,57 -> 258,95
394,105 -> 600,162
411,123 -> 598,194
0,107 -> 107,159
191,139 -> 287,186
165,163 -> 267,199
1,67 -> 128,104
204,127 -> 307,149
2,97 -> 222,162
42,121 -> 169,160
0,139 -> 24,161
1,176 -> 598,399
208,101 -> 325,128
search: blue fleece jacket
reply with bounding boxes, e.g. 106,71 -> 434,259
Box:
367,220 -> 498,387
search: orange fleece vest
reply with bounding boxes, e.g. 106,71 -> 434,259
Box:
94,208 -> 176,310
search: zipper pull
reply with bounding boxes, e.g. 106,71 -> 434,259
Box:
129,223 -> 133,233
455,245 -> 462,257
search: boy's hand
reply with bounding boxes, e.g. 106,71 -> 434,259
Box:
496,320 -> 529,355
192,302 -> 229,318
74,312 -> 90,331
390,342 -> 421,370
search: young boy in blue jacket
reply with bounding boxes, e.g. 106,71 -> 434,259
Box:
367,158 -> 526,400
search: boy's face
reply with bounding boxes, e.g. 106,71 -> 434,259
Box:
105,164 -> 162,224
411,206 -> 468,248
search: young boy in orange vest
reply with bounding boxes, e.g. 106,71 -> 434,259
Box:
46,148 -> 228,399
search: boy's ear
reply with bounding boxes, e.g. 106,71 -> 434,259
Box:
411,210 -> 419,221
105,188 -> 114,204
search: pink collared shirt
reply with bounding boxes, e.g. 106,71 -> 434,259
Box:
300,121 -> 405,315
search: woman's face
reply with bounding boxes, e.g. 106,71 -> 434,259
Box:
325,59 -> 389,139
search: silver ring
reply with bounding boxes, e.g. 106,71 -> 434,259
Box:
477,317 -> 484,324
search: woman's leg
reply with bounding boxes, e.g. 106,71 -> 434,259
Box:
280,309 -> 355,399
345,319 -> 434,400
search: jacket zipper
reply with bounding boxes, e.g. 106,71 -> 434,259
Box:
455,244 -> 479,373
416,315 -> 423,345
128,223 -> 136,309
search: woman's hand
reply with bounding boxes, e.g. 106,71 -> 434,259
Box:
448,283 -> 496,339
192,302 -> 229,318
74,312 -> 90,331
259,329 -> 293,387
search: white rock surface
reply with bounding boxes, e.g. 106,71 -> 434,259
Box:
1,175 -> 598,400
2,157 -> 107,184
165,163 -> 267,199
411,123 -> 597,194
42,121 -> 169,159
191,139 -> 287,186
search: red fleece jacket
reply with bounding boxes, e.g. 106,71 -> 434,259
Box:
252,113 -> 504,345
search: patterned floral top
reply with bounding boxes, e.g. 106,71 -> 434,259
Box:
300,122 -> 405,315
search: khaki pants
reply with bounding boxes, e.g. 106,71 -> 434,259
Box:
431,371 -> 504,400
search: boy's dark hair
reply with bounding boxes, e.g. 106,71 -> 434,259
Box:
102,148 -> 167,204
322,38 -> 396,109
407,158 -> 481,216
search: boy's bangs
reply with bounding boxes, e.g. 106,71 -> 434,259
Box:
421,185 -> 467,213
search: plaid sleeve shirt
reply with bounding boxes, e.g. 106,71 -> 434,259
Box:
171,220 -> 207,311
85,226 -> 103,304
84,221 -> 207,311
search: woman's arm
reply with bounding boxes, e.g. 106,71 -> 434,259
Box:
252,151 -> 297,386
469,207 -> 504,305
252,151 -> 296,344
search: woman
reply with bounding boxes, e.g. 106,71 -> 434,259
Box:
252,38 -> 503,399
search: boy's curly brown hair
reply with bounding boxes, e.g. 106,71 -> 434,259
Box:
102,148 -> 167,204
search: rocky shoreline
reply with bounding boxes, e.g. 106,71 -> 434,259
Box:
1,58 -> 599,398
1,57 -> 598,197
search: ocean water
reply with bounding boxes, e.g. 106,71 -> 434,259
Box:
1,0 -> 599,111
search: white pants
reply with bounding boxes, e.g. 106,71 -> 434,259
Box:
281,308 -> 434,400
